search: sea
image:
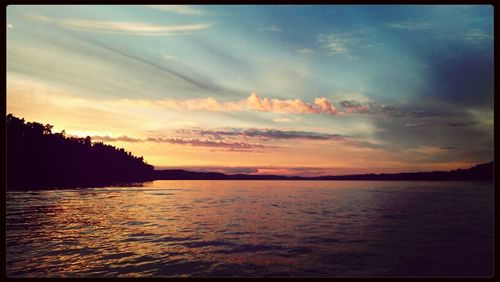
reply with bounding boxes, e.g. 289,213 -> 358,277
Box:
6,180 -> 494,277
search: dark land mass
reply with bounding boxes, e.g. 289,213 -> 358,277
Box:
6,114 -> 154,190
154,161 -> 494,181
5,114 -> 494,190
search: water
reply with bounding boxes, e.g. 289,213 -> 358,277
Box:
6,180 -> 494,277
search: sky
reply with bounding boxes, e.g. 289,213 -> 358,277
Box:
6,5 -> 494,176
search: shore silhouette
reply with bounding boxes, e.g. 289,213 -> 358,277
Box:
6,114 -> 154,190
6,114 -> 494,190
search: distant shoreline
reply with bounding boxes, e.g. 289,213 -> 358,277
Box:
150,178 -> 495,182
153,161 -> 493,182
7,175 -> 494,192
7,161 -> 493,191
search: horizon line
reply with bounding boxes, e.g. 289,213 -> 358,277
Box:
153,161 -> 494,179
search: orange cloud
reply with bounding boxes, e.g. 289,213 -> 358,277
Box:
133,92 -> 338,115
246,92 -> 337,115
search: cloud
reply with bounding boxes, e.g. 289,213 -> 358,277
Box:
91,135 -> 272,152
147,137 -> 272,152
245,129 -> 346,140
264,25 -> 282,32
339,100 -> 371,113
28,14 -> 210,35
339,100 -> 386,115
339,99 -> 436,118
146,5 -> 207,15
317,31 -> 372,58
116,97 -> 241,112
246,92 -> 337,115
257,25 -> 282,32
297,48 -> 314,54
182,128 -> 348,141
112,93 -> 438,120
171,128 -> 386,151
376,104 -> 407,117
11,75 -> 431,123
113,92 -> 339,116
273,117 -> 301,123
92,135 -> 142,142
404,121 -> 477,128
385,21 -> 431,30
461,28 -> 492,44
163,54 -> 177,60
410,146 -> 453,155
318,34 -> 348,55
63,33 -> 234,96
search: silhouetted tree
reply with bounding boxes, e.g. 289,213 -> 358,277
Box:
6,114 -> 154,190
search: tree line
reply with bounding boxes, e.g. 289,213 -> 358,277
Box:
6,114 -> 154,190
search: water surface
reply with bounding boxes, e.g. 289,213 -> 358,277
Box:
6,180 -> 494,277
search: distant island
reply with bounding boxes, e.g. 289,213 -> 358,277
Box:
6,114 -> 494,190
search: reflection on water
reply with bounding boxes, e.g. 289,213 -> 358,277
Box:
6,181 -> 494,277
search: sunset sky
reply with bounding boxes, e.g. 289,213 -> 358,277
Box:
6,5 -> 493,176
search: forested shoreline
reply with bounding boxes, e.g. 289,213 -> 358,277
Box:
6,114 -> 154,190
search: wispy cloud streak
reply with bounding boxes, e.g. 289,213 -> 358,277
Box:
317,31 -> 372,58
273,117 -> 301,123
385,21 -> 431,30
175,128 -> 386,150
91,127 -> 381,152
28,14 -> 210,35
318,33 -> 349,55
91,135 -> 272,152
339,99 -> 436,118
404,121 -> 477,128
146,5 -> 207,15
179,128 -> 348,141
91,135 -> 142,142
58,31 -> 235,96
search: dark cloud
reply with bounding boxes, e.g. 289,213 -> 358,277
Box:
91,135 -> 272,152
377,104 -> 406,117
146,137 -> 272,152
93,127 -> 367,152
178,128 -> 348,141
176,128 -> 392,151
368,108 -> 493,163
243,129 -> 346,140
177,129 -> 242,140
339,100 -> 370,113
404,121 -> 478,128
339,100 -> 440,118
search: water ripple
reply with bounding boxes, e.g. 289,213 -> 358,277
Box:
6,180 -> 494,277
